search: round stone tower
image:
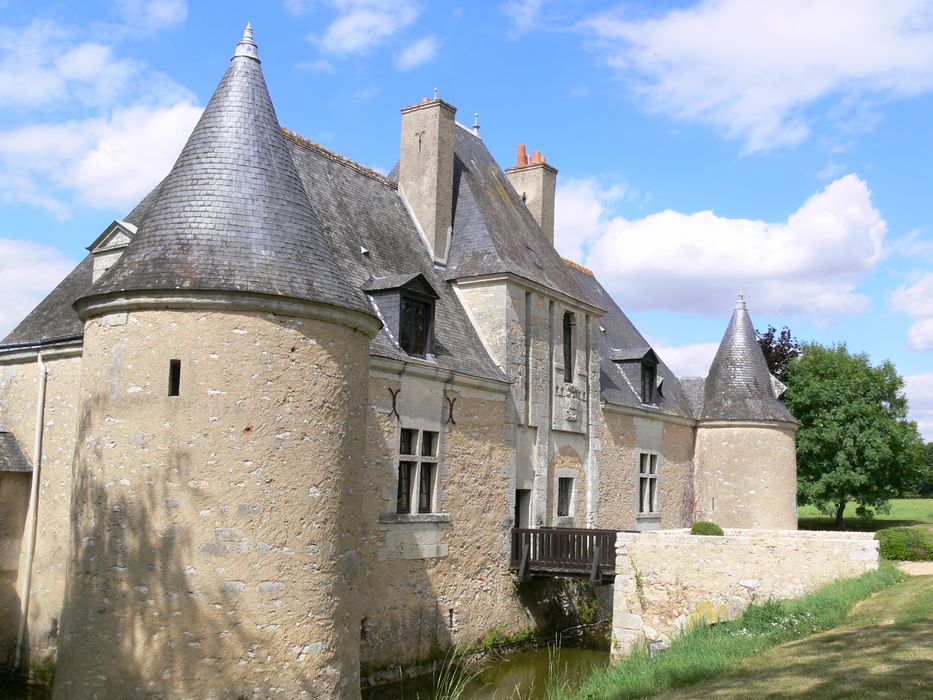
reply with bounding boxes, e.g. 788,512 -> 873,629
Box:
54,27 -> 379,699
694,295 -> 798,530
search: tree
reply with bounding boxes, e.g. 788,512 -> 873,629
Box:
756,325 -> 801,383
785,342 -> 927,527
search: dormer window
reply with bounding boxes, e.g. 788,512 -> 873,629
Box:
362,273 -> 439,359
641,362 -> 656,405
400,295 -> 432,356
610,346 -> 661,406
88,220 -> 136,283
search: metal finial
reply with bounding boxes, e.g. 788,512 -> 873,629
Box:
433,87 -> 438,100
736,291 -> 746,309
235,22 -> 260,61
473,112 -> 480,135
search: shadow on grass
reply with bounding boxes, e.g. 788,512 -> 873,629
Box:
664,620 -> 933,699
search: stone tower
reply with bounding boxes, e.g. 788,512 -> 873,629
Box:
694,295 -> 798,529
53,26 -> 379,698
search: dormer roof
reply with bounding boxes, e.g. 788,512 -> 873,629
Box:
361,273 -> 439,299
702,294 -> 796,423
81,26 -> 371,317
87,220 -> 136,253
610,347 -> 657,363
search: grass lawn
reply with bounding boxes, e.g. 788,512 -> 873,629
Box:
798,498 -> 933,533
653,572 -> 932,699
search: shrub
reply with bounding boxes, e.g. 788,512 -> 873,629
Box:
690,520 -> 724,536
875,527 -> 933,561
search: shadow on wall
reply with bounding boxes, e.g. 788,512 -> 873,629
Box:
0,471 -> 29,672
53,397 -> 252,698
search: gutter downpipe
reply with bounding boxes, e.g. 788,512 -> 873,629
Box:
15,351 -> 47,670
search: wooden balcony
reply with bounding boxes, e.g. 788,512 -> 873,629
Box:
510,527 -> 619,584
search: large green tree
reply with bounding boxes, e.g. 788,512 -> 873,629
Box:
785,343 -> 926,527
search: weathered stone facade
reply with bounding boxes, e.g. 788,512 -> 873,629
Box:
611,529 -> 879,659
0,25 -> 805,698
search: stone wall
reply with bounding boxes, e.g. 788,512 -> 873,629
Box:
359,368 -> 533,670
611,528 -> 879,660
694,423 -> 797,529
0,352 -> 83,662
53,308 -> 371,699
596,410 -> 694,531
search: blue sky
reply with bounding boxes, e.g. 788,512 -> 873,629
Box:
0,0 -> 931,438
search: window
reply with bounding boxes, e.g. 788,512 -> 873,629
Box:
638,453 -> 659,515
562,312 -> 575,382
168,359 -> 181,396
641,362 -> 656,404
557,477 -> 573,517
399,296 -> 433,356
396,428 -> 440,514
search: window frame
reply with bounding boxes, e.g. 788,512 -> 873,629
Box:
557,477 -> 574,518
637,452 -> 660,516
562,311 -> 576,383
395,427 -> 441,515
398,293 -> 435,357
640,361 -> 657,405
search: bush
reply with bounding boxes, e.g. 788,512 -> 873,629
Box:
690,520 -> 724,536
875,527 -> 933,561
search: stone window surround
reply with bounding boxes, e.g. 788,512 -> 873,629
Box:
553,467 -> 578,526
636,450 -> 662,520
386,425 -> 449,524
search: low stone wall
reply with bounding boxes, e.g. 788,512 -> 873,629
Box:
611,528 -> 879,661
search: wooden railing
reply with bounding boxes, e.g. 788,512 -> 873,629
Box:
510,527 -> 618,584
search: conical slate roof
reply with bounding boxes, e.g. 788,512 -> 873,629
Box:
702,294 -> 795,423
86,26 -> 371,316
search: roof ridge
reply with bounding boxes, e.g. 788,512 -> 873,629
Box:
283,128 -> 397,189
562,257 -> 594,276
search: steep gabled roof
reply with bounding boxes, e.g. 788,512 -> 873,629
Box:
83,26 -> 371,317
443,128 -> 596,308
567,262 -> 695,420
286,133 -> 504,383
702,295 -> 796,423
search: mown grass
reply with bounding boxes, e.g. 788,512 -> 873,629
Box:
798,498 -> 933,533
654,571 -> 933,699
561,563 -> 905,700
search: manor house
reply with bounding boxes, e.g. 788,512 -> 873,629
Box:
0,26 -> 797,698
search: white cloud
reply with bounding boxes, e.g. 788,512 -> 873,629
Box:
905,373 -> 933,441
556,174 -> 886,320
891,272 -> 933,350
579,0 -> 933,152
114,0 -> 187,33
502,0 -> 544,35
319,0 -> 419,56
0,239 -> 77,339
892,229 -> 933,260
284,0 -> 315,16
397,35 -> 438,70
648,340 -> 720,378
0,20 -> 201,216
555,177 -> 628,261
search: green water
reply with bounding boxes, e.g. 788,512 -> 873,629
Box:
362,646 -> 609,699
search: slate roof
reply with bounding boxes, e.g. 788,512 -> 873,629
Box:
84,27 -> 372,318
567,264 -> 695,420
702,295 -> 796,423
0,432 -> 31,472
679,377 -> 706,415
285,134 -> 504,383
440,128 -> 596,308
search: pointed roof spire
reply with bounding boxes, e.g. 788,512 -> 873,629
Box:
83,26 -> 372,319
235,22 -> 259,61
702,295 -> 795,423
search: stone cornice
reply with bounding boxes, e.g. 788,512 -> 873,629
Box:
74,290 -> 383,337
369,354 -> 509,393
452,274 -> 605,316
698,419 -> 799,432
600,401 -> 697,427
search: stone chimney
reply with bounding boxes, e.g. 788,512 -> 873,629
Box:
506,144 -> 557,244
399,95 -> 457,263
